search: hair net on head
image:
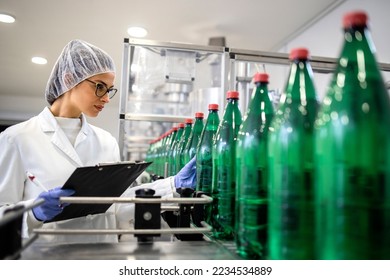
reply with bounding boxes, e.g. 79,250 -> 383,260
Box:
45,39 -> 116,105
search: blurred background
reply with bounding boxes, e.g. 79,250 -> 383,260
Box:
0,0 -> 389,144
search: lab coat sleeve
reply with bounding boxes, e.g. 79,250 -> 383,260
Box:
116,176 -> 177,227
0,132 -> 26,207
0,132 -> 44,235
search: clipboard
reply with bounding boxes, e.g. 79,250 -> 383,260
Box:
48,161 -> 152,222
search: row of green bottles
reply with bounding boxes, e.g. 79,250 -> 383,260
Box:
236,73 -> 274,259
315,11 -> 390,260
212,91 -> 242,240
145,130 -> 166,175
236,10 -> 390,260
145,112 -> 203,177
144,11 -> 389,261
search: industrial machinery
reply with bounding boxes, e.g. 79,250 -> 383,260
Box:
1,188 -> 239,260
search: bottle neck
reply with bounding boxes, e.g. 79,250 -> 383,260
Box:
175,128 -> 184,140
247,82 -> 274,115
223,97 -> 239,115
205,109 -> 220,130
284,59 -> 317,101
227,97 -> 239,103
340,25 -> 379,72
183,123 -> 192,136
193,118 -> 204,133
254,82 -> 270,97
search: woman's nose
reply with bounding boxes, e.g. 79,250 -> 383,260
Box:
100,94 -> 110,103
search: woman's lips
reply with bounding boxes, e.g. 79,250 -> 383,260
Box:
95,105 -> 104,111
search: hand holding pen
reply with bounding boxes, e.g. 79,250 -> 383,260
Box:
26,171 -> 48,191
26,171 -> 75,222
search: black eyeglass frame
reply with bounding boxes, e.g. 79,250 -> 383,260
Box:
85,79 -> 118,99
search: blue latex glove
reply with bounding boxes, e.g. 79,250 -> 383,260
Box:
174,157 -> 197,189
32,187 -> 75,222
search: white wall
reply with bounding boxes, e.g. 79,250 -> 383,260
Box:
278,0 -> 390,100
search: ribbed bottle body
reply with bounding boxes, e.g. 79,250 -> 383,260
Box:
196,105 -> 220,194
236,74 -> 274,259
184,113 -> 204,164
314,12 -> 390,260
212,93 -> 242,240
268,50 -> 319,260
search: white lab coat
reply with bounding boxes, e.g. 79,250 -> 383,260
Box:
0,107 -> 176,244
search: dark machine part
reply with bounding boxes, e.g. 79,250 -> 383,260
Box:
134,188 -> 161,243
150,173 -> 164,181
191,191 -> 209,228
176,188 -> 203,241
0,204 -> 24,259
0,201 -> 41,260
161,188 -> 204,241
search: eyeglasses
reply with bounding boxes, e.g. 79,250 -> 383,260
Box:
85,79 -> 118,99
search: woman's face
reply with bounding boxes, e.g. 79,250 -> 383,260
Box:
69,72 -> 116,118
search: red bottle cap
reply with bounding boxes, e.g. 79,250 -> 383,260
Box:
185,118 -> 193,124
343,11 -> 368,28
195,112 -> 204,119
172,126 -> 178,131
227,91 -> 239,99
178,123 -> 185,128
208,104 -> 219,110
253,73 -> 269,83
289,48 -> 309,60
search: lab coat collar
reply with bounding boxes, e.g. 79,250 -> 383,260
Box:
75,113 -> 89,146
38,107 -> 91,166
39,107 -> 91,135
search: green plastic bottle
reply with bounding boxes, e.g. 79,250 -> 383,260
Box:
155,132 -> 167,177
184,112 -> 204,164
164,127 -> 178,177
169,123 -> 185,176
315,11 -> 390,260
176,118 -> 194,172
212,91 -> 242,240
268,48 -> 319,260
196,104 -> 220,194
235,73 -> 274,259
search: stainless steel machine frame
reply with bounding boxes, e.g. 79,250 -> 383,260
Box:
118,38 -> 229,161
119,39 -> 390,162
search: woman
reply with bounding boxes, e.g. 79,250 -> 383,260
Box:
0,39 -> 196,244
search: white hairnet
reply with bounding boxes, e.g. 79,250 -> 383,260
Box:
45,39 -> 116,105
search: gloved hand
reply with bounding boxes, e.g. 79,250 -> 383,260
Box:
32,187 -> 75,222
174,157 -> 197,189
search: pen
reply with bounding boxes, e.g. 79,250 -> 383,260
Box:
26,171 -> 49,192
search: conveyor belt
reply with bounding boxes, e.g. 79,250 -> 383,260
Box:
20,238 -> 240,260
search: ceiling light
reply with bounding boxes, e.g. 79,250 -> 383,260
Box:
127,26 -> 148,38
0,13 -> 16,23
32,57 -> 47,65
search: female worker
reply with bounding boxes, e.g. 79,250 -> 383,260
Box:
0,39 -> 196,244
